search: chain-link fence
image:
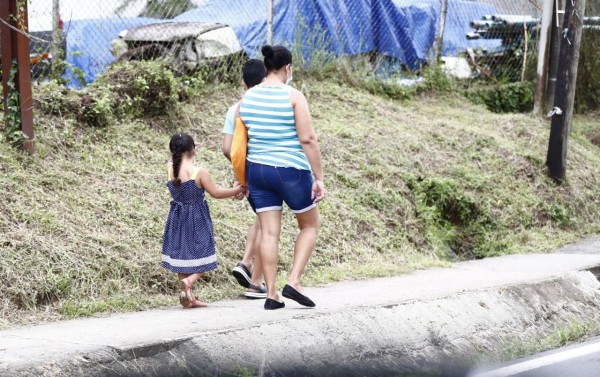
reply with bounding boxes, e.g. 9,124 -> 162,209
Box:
6,0 -> 600,88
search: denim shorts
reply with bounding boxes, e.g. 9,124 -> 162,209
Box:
246,161 -> 315,214
246,194 -> 257,213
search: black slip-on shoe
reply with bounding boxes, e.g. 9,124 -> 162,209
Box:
282,284 -> 316,308
231,262 -> 252,288
264,298 -> 285,310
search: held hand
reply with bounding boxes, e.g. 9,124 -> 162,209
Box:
233,180 -> 245,200
311,180 -> 325,203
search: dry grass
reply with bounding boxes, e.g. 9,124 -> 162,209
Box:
0,76 -> 599,328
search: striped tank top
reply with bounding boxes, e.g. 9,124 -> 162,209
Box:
240,85 -> 311,171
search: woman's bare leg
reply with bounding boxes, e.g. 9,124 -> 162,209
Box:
249,218 -> 264,289
287,207 -> 320,294
257,210 -> 282,300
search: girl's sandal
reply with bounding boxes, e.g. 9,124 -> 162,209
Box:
190,299 -> 208,308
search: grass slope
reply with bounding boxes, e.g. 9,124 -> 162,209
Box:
1,77 -> 599,328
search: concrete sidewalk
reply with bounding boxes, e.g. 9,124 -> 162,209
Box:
1,236 -> 600,376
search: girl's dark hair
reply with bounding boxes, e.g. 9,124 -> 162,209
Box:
261,45 -> 292,72
169,132 -> 195,187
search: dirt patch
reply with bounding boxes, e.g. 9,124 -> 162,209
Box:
587,129 -> 600,147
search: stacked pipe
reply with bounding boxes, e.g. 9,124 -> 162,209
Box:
467,15 -> 540,40
467,15 -> 600,40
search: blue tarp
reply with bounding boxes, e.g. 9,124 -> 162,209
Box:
180,0 -> 502,68
64,0 -> 502,86
64,17 -> 160,88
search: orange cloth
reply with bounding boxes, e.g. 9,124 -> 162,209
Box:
230,116 -> 248,186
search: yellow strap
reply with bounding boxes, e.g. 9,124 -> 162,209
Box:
190,166 -> 200,180
167,166 -> 174,181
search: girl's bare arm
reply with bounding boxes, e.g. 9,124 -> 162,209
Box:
196,168 -> 243,199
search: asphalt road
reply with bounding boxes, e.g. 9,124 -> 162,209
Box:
468,335 -> 600,377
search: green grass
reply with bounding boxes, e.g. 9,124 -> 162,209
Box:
497,321 -> 600,362
1,70 -> 600,328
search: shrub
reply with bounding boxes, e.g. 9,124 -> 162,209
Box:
79,86 -> 115,128
406,176 -> 496,259
34,81 -> 114,128
575,28 -> 600,113
93,60 -> 179,118
34,81 -> 82,116
465,81 -> 534,113
34,61 -> 181,127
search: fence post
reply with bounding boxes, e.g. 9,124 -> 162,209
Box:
534,0 -> 554,115
267,0 -> 274,45
50,0 -> 62,78
546,0 -> 586,182
1,0 -> 34,152
1,0 -> 13,108
433,0 -> 449,65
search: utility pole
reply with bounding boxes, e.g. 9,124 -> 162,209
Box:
546,0 -> 586,182
0,0 -> 35,152
546,0 -> 565,112
534,0 -> 554,115
433,0 -> 449,65
267,0 -> 274,45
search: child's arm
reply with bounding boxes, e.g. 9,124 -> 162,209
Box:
196,168 -> 244,199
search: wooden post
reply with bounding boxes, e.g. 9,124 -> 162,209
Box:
1,0 -> 34,151
546,0 -> 586,182
50,0 -> 62,77
434,0 -> 449,65
534,0 -> 554,114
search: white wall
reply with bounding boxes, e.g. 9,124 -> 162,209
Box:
28,0 -> 145,30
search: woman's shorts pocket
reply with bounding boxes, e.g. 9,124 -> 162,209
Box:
275,167 -> 303,187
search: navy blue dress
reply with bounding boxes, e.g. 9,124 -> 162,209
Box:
162,167 -> 217,274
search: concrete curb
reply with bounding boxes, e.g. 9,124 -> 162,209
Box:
4,268 -> 600,376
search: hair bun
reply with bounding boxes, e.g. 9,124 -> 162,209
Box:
261,45 -> 274,58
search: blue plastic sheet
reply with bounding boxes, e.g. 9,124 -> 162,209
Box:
63,0 -> 502,86
64,17 -> 160,88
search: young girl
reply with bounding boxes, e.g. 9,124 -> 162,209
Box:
162,132 -> 243,308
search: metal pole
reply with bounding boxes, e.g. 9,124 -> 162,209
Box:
546,0 -> 587,182
434,0 -> 449,65
267,0 -> 274,45
534,0 -> 554,115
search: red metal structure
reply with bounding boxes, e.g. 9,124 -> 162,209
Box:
1,0 -> 34,152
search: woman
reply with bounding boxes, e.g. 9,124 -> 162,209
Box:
239,45 -> 325,310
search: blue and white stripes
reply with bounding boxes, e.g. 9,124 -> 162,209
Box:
240,85 -> 311,171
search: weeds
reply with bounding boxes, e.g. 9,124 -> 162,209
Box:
1,62 -> 27,146
34,60 -> 181,128
498,321 -> 600,362
93,60 -> 180,118
465,81 -> 534,113
1,65 -> 599,327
